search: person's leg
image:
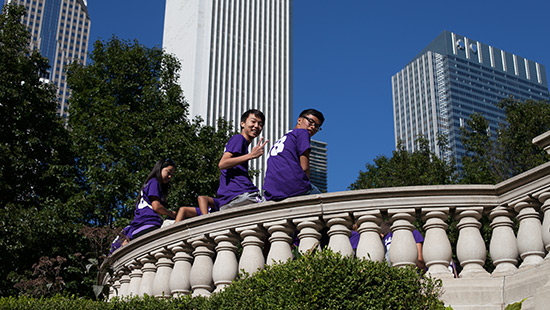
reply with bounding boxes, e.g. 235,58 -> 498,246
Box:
175,206 -> 198,222
197,195 -> 216,216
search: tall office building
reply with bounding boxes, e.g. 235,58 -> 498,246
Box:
310,139 -> 327,192
392,30 -> 550,166
5,0 -> 91,117
163,0 -> 292,187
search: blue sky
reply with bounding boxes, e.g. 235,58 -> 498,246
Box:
46,1 -> 550,192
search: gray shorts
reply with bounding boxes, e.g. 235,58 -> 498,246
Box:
220,191 -> 265,211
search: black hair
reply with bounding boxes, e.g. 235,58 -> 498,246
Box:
299,108 -> 325,125
240,109 -> 265,128
136,159 -> 176,205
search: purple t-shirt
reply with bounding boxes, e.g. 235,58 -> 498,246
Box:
263,128 -> 311,201
216,134 -> 259,207
129,178 -> 164,234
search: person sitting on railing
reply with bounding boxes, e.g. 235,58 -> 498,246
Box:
173,195 -> 220,221
216,109 -> 268,211
110,159 -> 185,252
263,109 -> 325,201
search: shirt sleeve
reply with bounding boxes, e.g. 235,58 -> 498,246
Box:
224,135 -> 246,155
296,129 -> 311,156
413,230 -> 424,243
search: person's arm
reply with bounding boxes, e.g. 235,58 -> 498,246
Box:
300,149 -> 311,177
150,197 -> 177,219
218,137 -> 268,170
416,242 -> 426,270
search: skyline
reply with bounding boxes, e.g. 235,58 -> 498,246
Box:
5,0 -> 550,192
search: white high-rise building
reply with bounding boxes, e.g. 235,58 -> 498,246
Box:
163,0 -> 292,187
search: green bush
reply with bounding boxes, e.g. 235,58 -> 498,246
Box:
1,249 -> 446,309
208,249 -> 446,310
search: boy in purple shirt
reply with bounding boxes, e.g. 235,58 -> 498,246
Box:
263,109 -> 325,201
217,109 -> 268,210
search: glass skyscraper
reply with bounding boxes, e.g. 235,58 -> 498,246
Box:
310,139 -> 327,192
392,30 -> 550,167
6,0 -> 91,117
163,0 -> 292,188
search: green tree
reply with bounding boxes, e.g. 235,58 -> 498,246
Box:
459,113 -> 499,184
67,37 -> 232,226
349,136 -> 456,190
0,4 -> 83,296
460,98 -> 550,183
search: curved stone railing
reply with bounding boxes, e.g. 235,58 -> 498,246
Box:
102,133 -> 550,309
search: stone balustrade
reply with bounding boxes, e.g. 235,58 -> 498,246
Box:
101,133 -> 550,310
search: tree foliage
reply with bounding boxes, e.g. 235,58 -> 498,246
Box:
67,37 -> 232,226
460,98 -> 550,183
0,4 -> 84,296
349,136 -> 456,190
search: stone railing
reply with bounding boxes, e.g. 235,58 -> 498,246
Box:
101,132 -> 550,310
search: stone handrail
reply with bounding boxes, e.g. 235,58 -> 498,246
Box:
102,132 -> 550,309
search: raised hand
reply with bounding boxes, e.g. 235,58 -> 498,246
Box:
249,137 -> 269,159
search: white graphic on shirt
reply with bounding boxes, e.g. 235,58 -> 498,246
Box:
270,136 -> 287,156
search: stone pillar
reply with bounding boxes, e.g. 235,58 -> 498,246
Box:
324,213 -> 353,256
264,219 -> 294,265
354,210 -> 384,261
293,216 -> 323,255
111,271 -> 122,298
489,206 -> 518,275
118,268 -> 131,297
189,236 -> 215,297
107,276 -> 117,300
127,261 -> 143,296
422,208 -> 453,278
211,230 -> 239,293
169,242 -> 193,297
138,254 -> 157,296
388,209 -> 418,267
236,224 -> 266,276
535,191 -> 550,259
513,198 -> 545,268
456,207 -> 489,277
152,248 -> 174,298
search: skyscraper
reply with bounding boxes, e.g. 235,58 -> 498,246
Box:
163,0 -> 292,187
392,30 -> 550,166
6,0 -> 91,117
310,139 -> 327,192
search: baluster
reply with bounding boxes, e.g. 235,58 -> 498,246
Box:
127,260 -> 142,296
169,242 -> 193,297
189,236 -> 215,296
153,248 -> 174,298
422,208 -> 453,277
293,216 -> 323,254
264,219 -> 294,264
138,254 -> 157,296
211,230 -> 239,293
354,210 -> 384,261
119,267 -> 131,297
236,224 -> 266,276
513,198 -> 545,268
111,271 -> 122,298
324,213 -> 353,256
535,190 -> 550,259
388,209 -> 418,267
456,207 -> 489,277
107,276 -> 116,300
489,206 -> 518,275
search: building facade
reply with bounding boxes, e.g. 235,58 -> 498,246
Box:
162,0 -> 292,187
310,139 -> 327,192
392,30 -> 550,166
6,0 -> 91,117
